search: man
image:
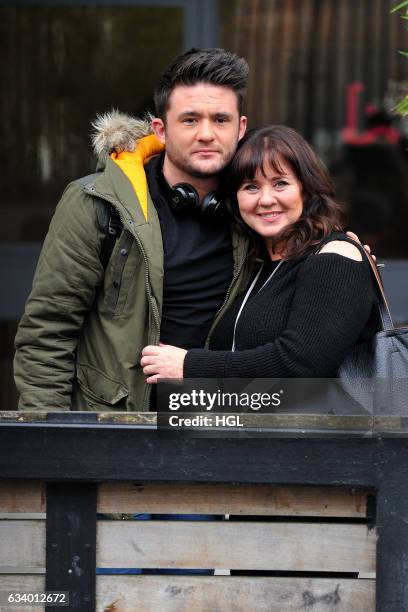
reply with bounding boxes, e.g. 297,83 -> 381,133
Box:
14,48 -> 251,411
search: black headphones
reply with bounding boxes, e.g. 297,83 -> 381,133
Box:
167,182 -> 223,216
157,161 -> 224,216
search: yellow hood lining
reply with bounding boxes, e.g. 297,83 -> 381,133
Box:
110,134 -> 164,220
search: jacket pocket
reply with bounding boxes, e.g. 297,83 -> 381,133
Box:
76,363 -> 128,408
105,230 -> 135,315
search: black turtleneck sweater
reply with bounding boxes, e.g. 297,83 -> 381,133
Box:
184,244 -> 376,378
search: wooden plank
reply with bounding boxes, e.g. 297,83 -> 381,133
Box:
0,412 -> 47,422
0,575 -> 45,612
98,483 -> 370,517
0,520 -> 45,573
0,481 -> 45,512
0,575 -> 45,588
96,575 -> 375,612
0,411 -> 154,425
0,513 -> 46,519
0,411 -> 378,430
3,412 -> 406,433
97,521 -> 376,572
0,427 -> 379,484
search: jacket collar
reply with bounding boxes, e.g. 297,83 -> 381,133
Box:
89,136 -> 163,227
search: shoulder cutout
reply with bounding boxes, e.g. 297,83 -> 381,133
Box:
318,240 -> 363,261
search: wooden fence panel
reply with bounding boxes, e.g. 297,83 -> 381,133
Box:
97,521 -> 376,573
0,520 -> 45,573
0,576 -> 45,612
0,481 -> 45,513
98,483 -> 369,517
96,575 -> 375,612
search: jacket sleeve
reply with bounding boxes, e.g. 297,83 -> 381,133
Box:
14,182 -> 105,410
184,254 -> 375,379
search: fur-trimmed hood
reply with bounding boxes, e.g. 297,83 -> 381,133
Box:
91,109 -> 154,156
90,110 -> 164,221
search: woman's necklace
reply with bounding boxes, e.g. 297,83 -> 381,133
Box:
231,260 -> 284,351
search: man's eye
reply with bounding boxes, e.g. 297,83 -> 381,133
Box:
182,118 -> 196,124
216,117 -> 229,123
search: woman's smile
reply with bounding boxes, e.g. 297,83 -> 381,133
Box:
257,210 -> 284,221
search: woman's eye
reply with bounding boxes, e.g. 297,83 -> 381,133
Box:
242,183 -> 258,192
275,180 -> 288,188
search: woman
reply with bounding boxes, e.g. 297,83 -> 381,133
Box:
141,126 -> 375,383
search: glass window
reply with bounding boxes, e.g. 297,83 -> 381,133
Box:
0,4 -> 183,408
219,0 -> 408,258
0,5 -> 182,243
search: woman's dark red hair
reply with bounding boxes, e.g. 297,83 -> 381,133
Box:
228,125 -> 344,259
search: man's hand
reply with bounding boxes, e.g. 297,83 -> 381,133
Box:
141,344 -> 187,383
346,231 -> 376,262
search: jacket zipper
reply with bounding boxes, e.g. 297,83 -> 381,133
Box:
86,185 -> 161,336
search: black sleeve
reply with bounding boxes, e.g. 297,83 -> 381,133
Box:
184,254 -> 375,378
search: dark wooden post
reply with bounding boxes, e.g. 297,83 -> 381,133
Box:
46,482 -> 97,611
376,439 -> 408,612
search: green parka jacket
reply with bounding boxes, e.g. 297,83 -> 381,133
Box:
14,112 -> 250,411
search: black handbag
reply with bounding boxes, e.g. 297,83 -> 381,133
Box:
337,246 -> 408,414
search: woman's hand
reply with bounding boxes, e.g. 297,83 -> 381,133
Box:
346,231 -> 376,262
141,344 -> 187,383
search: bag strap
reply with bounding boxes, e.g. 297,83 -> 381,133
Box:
75,173 -> 123,270
359,247 -> 394,331
317,233 -> 394,331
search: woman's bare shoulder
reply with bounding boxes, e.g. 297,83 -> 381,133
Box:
318,240 -> 363,261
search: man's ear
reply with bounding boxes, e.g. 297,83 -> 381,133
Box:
151,118 -> 166,144
238,116 -> 247,141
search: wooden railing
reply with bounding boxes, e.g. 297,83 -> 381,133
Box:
0,412 -> 407,611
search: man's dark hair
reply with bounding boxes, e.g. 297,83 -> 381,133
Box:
154,48 -> 249,119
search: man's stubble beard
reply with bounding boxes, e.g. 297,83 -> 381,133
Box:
165,142 -> 237,180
